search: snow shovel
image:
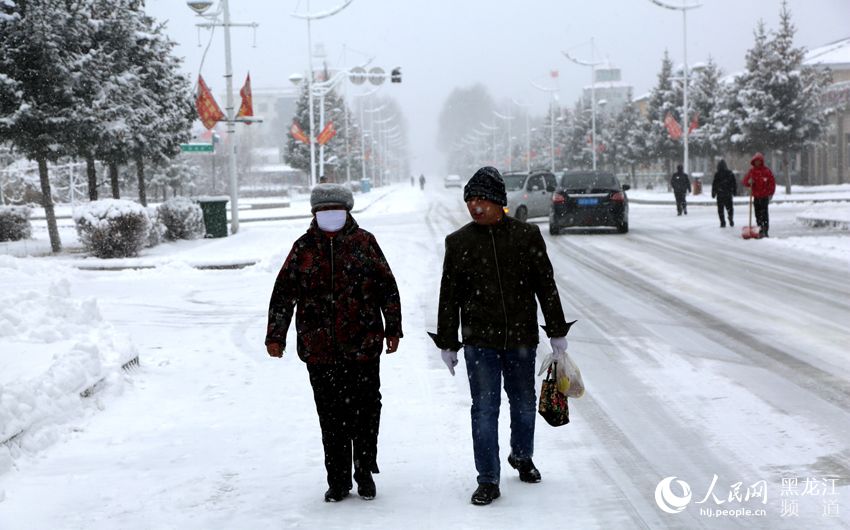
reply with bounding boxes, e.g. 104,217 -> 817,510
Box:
742,187 -> 760,239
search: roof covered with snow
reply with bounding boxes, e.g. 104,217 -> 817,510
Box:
804,37 -> 850,68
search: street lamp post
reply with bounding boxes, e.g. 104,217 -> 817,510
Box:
563,38 -> 603,171
512,99 -> 532,173
493,110 -> 515,171
530,80 -> 559,172
291,0 -> 354,187
188,0 -> 258,235
649,0 -> 702,176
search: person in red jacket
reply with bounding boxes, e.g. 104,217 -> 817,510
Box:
742,153 -> 776,238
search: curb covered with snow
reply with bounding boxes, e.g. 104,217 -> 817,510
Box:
0,260 -> 138,474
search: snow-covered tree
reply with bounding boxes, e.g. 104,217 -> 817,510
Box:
687,57 -> 724,159
437,84 -> 495,174
0,0 -> 95,252
646,51 -> 681,175
724,4 -> 831,193
609,97 -> 649,183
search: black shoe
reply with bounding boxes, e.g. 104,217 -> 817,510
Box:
507,454 -> 542,483
470,483 -> 500,505
324,487 -> 350,502
730,220 -> 734,227
720,223 -> 726,228
355,472 -> 376,500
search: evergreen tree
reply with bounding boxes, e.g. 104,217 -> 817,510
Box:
688,57 -> 724,159
726,5 -> 832,193
610,97 -> 648,183
646,51 -> 681,175
437,84 -> 495,173
0,0 -> 93,252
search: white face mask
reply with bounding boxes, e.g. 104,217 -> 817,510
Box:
315,209 -> 347,232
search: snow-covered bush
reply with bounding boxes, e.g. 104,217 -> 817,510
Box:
146,206 -> 164,248
73,199 -> 151,258
0,206 -> 32,242
157,196 -> 204,241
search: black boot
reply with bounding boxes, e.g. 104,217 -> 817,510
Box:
729,219 -> 734,227
355,471 -> 376,500
470,483 -> 501,505
508,454 -> 542,483
324,487 -> 350,502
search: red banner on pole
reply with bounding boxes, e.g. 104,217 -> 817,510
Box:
664,112 -> 682,140
316,121 -> 337,145
688,111 -> 699,134
237,73 -> 254,124
290,121 -> 309,144
196,75 -> 224,130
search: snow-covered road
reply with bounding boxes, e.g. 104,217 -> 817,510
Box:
1,184 -> 848,529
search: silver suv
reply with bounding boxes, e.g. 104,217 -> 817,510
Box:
503,171 -> 558,222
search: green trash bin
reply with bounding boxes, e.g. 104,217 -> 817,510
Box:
197,196 -> 229,238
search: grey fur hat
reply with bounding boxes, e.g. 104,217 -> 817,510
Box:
310,183 -> 354,212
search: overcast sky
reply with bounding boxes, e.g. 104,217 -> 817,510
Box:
146,0 -> 850,174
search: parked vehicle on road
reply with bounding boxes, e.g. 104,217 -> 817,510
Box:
444,174 -> 462,188
549,171 -> 630,234
503,170 -> 557,222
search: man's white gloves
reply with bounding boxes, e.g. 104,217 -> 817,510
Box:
550,336 -> 568,362
441,349 -> 458,376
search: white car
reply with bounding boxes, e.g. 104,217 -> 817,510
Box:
444,174 -> 463,188
503,171 -> 558,222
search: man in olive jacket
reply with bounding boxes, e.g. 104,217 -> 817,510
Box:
430,166 -> 573,506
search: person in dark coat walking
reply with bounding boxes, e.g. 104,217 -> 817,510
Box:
430,166 -> 573,506
670,164 -> 691,215
742,152 -> 776,238
265,183 -> 403,502
711,159 -> 737,227
419,173 -> 426,190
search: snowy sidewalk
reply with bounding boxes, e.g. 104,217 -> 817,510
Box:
0,185 -> 401,266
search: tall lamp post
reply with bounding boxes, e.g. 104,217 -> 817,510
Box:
188,0 -> 258,235
563,38 -> 603,171
291,0 -> 354,187
648,0 -> 702,176
493,110 -> 515,171
530,79 -> 559,172
512,99 -> 532,173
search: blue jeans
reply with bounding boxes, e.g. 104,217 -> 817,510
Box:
463,345 -> 537,485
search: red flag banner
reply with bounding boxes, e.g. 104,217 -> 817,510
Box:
237,73 -> 254,124
290,121 -> 309,144
196,75 -> 224,130
316,121 -> 337,145
550,70 -> 559,79
688,111 -> 699,134
664,112 -> 682,141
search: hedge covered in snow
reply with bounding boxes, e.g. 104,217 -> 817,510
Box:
0,205 -> 33,242
73,199 -> 152,258
157,197 -> 204,241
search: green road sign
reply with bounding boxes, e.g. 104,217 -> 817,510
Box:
180,143 -> 214,153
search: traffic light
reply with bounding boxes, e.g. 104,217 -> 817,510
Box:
391,67 -> 402,83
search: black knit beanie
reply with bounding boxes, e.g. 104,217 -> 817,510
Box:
463,166 -> 507,206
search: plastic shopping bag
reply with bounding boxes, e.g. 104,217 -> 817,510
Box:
538,351 -> 585,398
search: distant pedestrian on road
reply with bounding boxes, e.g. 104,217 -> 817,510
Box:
265,183 -> 403,503
671,164 -> 691,216
429,166 -> 574,506
410,175 -> 415,187
419,173 -> 426,190
711,159 -> 737,227
742,152 -> 776,238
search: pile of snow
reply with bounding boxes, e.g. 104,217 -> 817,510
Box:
0,274 -> 138,474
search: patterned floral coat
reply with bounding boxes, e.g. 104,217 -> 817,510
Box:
265,217 -> 403,364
